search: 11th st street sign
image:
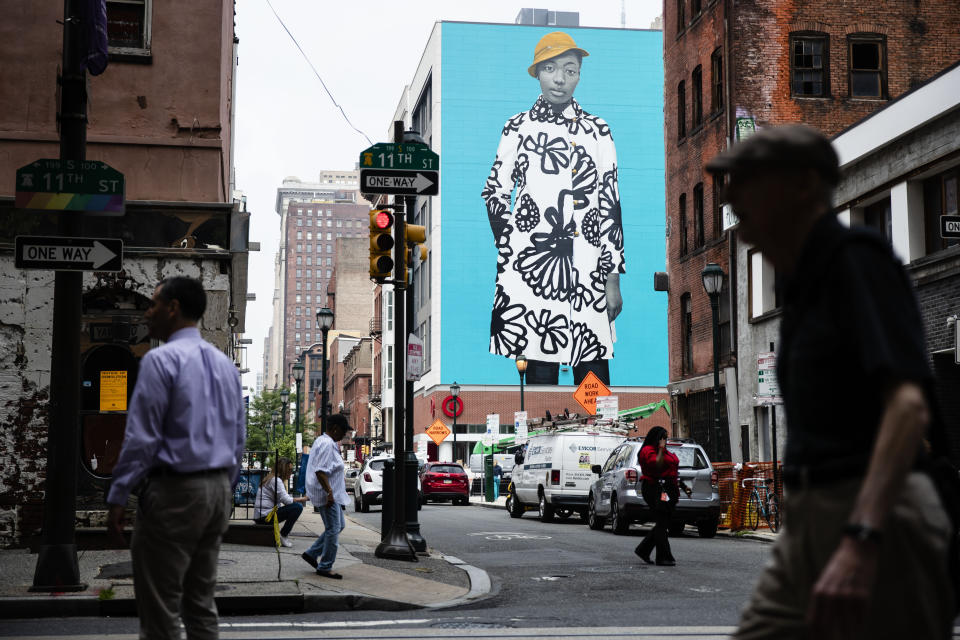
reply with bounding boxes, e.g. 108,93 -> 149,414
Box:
16,159 -> 125,215
359,142 -> 439,196
15,236 -> 123,272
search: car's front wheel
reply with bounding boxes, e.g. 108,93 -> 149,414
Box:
360,493 -> 370,513
587,494 -> 606,530
697,517 -> 719,538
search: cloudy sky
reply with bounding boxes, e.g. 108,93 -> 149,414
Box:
234,0 -> 663,392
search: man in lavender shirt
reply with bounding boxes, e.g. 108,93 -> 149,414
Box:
106,276 -> 246,640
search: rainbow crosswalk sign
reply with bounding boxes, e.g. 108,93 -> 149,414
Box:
16,159 -> 124,215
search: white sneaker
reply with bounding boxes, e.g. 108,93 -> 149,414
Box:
280,536 -> 294,548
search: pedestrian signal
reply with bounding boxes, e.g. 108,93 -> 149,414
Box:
369,209 -> 395,280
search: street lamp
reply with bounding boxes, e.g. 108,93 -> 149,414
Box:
701,262 -> 725,461
279,387 -> 289,437
269,410 -> 279,449
316,307 -> 335,434
292,361 -> 305,448
515,355 -> 527,412
450,381 -> 460,462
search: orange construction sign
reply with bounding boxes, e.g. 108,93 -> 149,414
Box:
425,419 -> 451,446
573,371 -> 611,415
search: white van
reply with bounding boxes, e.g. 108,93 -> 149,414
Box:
509,429 -> 625,522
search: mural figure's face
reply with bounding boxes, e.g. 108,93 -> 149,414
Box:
537,52 -> 581,108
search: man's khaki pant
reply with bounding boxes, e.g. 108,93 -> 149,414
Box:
131,471 -> 232,640
735,472 -> 954,640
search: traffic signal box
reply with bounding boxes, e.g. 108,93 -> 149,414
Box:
369,209 -> 395,281
403,223 -> 427,284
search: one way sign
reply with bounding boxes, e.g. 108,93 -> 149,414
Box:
15,236 -> 123,272
359,169 -> 439,196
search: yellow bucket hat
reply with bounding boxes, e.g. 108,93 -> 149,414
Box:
527,31 -> 589,77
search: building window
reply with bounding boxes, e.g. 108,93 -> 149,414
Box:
307,232 -> 312,240
295,244 -> 302,252
326,233 -> 332,240
296,269 -> 302,278
295,307 -> 302,315
923,168 -> 960,255
711,48 -> 724,113
862,198 -> 892,243
749,249 -> 781,318
791,33 -> 829,97
306,256 -> 312,266
106,0 -> 151,56
305,281 -> 311,290
681,293 -> 693,374
693,183 -> 705,248
691,66 -> 703,128
295,319 -> 301,329
691,0 -> 701,17
327,244 -> 332,253
848,34 -> 886,99
677,81 -> 686,140
679,193 -> 688,256
326,257 -> 332,266
297,208 -> 303,215
326,269 -> 332,277
676,0 -> 685,32
713,174 -> 724,239
306,219 -> 312,227
296,256 -> 302,265
296,281 -> 301,291
386,290 -> 394,331
385,345 -> 393,390
297,219 -> 303,227
305,333 -> 311,342
327,220 -> 332,227
295,333 -> 301,343
297,230 -> 302,240
306,269 -> 312,278
295,294 -> 301,303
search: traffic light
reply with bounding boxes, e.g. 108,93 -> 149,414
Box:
369,209 -> 395,280
402,223 -> 427,283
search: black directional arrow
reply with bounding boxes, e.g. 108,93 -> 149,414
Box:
15,236 -> 123,272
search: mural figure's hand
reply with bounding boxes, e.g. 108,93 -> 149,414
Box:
605,272 -> 623,322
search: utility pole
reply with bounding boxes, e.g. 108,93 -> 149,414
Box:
403,181 -> 425,552
374,121 -> 416,561
32,0 -> 88,592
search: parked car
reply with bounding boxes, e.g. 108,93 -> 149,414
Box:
344,467 -> 360,492
353,455 -> 421,512
510,429 -> 626,522
587,438 -> 721,538
420,462 -> 469,505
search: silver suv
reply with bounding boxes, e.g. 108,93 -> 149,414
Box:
586,438 -> 720,538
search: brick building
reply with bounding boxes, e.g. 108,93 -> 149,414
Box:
663,0 -> 960,462
0,0 -> 250,546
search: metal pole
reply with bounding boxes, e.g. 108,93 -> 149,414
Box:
710,293 -> 723,461
403,189 -> 425,552
375,120 -> 415,561
33,0 -> 87,592
321,329 -> 329,435
452,405 -> 457,463
769,341 -> 780,528
519,371 -> 525,412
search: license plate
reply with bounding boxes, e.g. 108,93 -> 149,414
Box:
443,479 -> 452,484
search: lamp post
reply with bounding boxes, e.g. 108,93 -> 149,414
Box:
515,355 -> 527,412
316,307 -> 335,435
450,382 -> 460,463
701,262 -> 725,461
269,410 -> 279,450
292,362 -> 304,450
279,387 -> 289,437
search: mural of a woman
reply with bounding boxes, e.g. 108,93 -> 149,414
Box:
482,31 -> 625,386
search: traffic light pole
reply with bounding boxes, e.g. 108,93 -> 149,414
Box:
403,191 -> 425,553
375,121 -> 416,561
32,0 -> 87,592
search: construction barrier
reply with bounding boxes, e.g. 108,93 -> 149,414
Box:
715,461 -> 783,531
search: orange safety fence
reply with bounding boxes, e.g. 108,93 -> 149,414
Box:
715,461 -> 783,531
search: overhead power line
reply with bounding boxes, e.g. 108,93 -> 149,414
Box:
264,0 -> 374,146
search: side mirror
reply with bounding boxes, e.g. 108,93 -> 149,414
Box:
591,464 -> 602,475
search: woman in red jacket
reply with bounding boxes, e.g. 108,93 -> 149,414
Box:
634,426 -> 690,566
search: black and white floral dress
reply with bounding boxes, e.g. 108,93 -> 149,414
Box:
482,96 -> 625,367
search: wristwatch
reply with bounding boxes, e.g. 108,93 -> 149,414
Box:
842,522 -> 883,544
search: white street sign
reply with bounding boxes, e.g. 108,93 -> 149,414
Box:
596,395 -> 619,421
406,333 -> 423,381
484,414 -> 499,447
757,351 -> 782,405
514,411 -> 528,445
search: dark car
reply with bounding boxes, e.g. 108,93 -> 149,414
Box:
420,462 -> 469,505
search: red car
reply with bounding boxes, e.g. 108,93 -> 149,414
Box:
419,462 -> 470,505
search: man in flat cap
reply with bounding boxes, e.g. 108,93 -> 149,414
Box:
482,31 -> 625,386
709,124 -> 954,639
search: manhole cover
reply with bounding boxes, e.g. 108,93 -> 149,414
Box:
581,565 -> 635,574
431,622 -> 512,629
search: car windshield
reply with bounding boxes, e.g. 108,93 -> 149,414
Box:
671,446 -> 708,470
368,460 -> 387,471
429,465 -> 464,474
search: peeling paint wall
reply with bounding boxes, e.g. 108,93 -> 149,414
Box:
0,253 -> 235,548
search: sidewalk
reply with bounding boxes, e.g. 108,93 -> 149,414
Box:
0,508 -> 491,619
468,492 -> 780,543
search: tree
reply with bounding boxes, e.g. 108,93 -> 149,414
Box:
246,388 -> 296,464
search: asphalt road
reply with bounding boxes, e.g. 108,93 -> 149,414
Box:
1,502 -> 773,638
350,500 -> 772,629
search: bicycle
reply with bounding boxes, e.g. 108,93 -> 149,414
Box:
742,477 -> 781,532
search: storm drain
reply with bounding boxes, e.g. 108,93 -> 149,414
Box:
431,621 -> 513,629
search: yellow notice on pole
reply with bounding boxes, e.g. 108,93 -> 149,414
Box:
100,370 -> 127,411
